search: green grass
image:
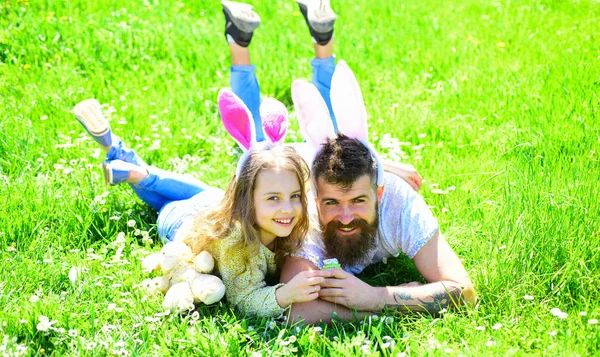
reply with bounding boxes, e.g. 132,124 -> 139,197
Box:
1,0 -> 599,355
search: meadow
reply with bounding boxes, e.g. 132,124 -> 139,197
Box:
1,0 -> 599,355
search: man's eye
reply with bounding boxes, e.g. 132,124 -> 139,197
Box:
354,198 -> 366,204
324,201 -> 337,206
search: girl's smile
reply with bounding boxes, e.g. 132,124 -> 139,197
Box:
253,168 -> 303,249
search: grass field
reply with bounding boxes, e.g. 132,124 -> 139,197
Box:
1,0 -> 599,355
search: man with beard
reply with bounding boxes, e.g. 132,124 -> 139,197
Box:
280,134 -> 477,323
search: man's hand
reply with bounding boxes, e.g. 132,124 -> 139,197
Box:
318,268 -> 383,311
275,270 -> 331,308
383,160 -> 422,191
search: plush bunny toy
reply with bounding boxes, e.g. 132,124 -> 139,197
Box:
291,60 -> 385,187
140,241 -> 226,312
139,88 -> 291,313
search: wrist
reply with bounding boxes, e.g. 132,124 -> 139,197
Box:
275,285 -> 290,308
370,286 -> 387,311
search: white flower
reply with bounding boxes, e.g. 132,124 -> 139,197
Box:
68,329 -> 78,337
492,323 -> 502,330
523,295 -> 534,301
312,326 -> 323,334
288,335 -> 297,343
190,311 -> 200,321
588,319 -> 598,325
29,295 -> 40,303
475,326 -> 485,331
381,336 -> 394,349
115,232 -> 126,244
579,311 -> 587,316
127,220 -> 136,227
550,308 -> 568,319
68,266 -> 82,285
485,340 -> 496,347
108,303 -> 117,311
549,331 -> 557,336
85,341 -> 97,350
36,316 -> 57,332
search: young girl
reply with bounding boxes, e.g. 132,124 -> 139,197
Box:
73,93 -> 328,318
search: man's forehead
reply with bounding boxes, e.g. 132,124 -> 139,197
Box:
316,175 -> 374,197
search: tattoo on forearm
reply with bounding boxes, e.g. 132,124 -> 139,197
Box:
386,285 -> 464,315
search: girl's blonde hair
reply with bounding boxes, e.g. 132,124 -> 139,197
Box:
185,145 -> 310,273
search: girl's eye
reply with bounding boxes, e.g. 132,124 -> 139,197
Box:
291,193 -> 301,199
268,196 -> 280,201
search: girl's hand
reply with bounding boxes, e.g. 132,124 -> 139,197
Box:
383,160 -> 422,191
275,270 -> 330,308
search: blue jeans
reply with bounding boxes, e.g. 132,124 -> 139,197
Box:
231,56 -> 339,139
129,168 -> 223,242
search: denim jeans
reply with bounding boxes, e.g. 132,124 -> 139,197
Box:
231,56 -> 338,139
129,168 -> 224,242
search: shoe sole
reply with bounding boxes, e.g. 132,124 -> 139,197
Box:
102,161 -> 113,185
73,99 -> 111,138
222,1 -> 261,33
297,0 -> 336,33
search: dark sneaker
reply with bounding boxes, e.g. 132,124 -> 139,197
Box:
222,1 -> 261,47
102,159 -> 137,186
73,99 -> 113,148
297,0 -> 336,45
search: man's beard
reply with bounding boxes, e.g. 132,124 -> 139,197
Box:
322,215 -> 379,267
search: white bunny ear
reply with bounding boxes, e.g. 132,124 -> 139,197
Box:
218,88 -> 255,151
330,60 -> 368,140
291,79 -> 336,155
260,97 -> 289,145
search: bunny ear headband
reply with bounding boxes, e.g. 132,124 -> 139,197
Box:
291,60 -> 385,187
218,88 -> 289,179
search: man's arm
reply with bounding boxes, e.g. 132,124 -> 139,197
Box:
280,256 -> 368,324
386,230 -> 477,313
318,231 -> 477,313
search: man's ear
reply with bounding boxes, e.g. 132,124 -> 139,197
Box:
377,185 -> 385,204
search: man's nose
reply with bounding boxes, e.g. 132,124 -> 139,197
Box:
338,207 -> 354,225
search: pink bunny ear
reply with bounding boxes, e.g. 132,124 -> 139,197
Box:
291,80 -> 336,154
218,88 -> 255,151
260,97 -> 288,145
330,60 -> 368,140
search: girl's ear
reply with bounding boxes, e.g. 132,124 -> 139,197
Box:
330,60 -> 368,141
291,79 -> 336,153
218,88 -> 255,151
260,97 -> 288,145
